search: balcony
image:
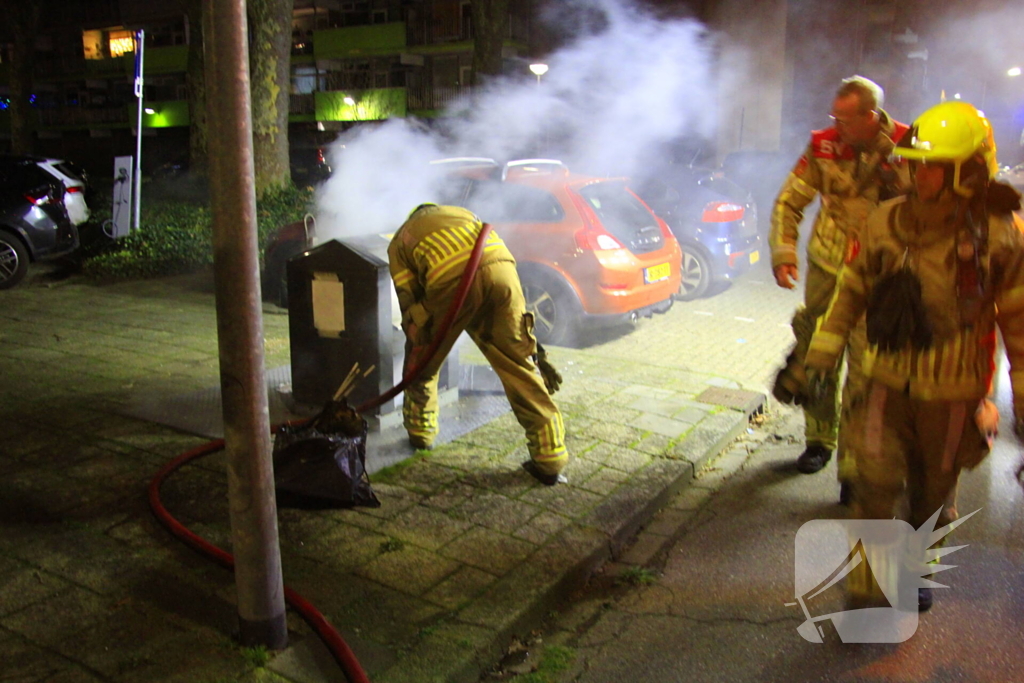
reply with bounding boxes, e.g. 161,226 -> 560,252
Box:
38,106 -> 129,128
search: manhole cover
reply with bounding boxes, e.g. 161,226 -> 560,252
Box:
696,387 -> 764,413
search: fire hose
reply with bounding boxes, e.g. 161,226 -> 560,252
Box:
148,223 -> 494,683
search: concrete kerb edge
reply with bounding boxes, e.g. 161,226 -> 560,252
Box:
385,394 -> 764,683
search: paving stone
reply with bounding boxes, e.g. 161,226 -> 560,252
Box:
520,485 -> 604,519
448,492 -> 541,534
356,545 -> 461,596
439,527 -> 537,576
378,504 -> 475,551
577,470 -> 631,496
602,448 -> 653,474
422,565 -> 498,610
0,564 -> 72,617
632,412 -> 696,438
512,511 -> 573,545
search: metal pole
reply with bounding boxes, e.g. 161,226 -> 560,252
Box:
133,29 -> 144,231
204,0 -> 287,649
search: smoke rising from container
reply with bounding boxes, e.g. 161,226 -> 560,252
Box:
315,0 -> 718,241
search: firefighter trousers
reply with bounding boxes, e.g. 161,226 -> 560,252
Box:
800,262 -> 841,452
845,381 -> 988,603
402,261 -> 568,476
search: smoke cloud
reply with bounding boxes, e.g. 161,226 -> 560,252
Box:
315,0 -> 718,241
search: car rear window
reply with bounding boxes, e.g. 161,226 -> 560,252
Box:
577,181 -> 664,254
462,181 -> 564,223
54,162 -> 85,183
0,163 -> 59,194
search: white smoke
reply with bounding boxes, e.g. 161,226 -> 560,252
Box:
315,0 -> 718,240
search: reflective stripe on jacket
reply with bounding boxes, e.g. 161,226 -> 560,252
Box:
388,204 -> 515,319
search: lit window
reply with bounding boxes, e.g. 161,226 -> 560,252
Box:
109,31 -> 136,57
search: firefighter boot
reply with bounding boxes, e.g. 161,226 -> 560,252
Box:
796,444 -> 832,474
408,434 -> 434,451
521,461 -> 567,487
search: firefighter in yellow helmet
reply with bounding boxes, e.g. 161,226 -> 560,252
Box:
770,76 -> 910,498
805,101 -> 1024,611
388,203 -> 569,485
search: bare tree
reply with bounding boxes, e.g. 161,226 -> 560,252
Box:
248,0 -> 294,195
0,1 -> 41,154
185,0 -> 208,177
471,0 -> 509,85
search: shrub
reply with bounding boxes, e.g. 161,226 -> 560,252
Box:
81,184 -> 314,282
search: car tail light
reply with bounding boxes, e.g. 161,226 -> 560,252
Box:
702,201 -> 745,223
317,148 -> 325,164
24,189 -> 52,206
569,192 -> 625,251
65,186 -> 82,194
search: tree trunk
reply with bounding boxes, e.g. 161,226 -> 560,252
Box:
2,2 -> 40,154
471,0 -> 509,86
248,0 -> 294,196
186,0 -> 209,177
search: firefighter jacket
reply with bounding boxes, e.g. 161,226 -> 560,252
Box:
806,194 -> 1024,412
770,111 -> 909,275
388,204 -> 513,337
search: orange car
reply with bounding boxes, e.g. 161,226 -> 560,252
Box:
438,158 -> 681,345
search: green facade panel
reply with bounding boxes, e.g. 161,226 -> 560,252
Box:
315,89 -> 407,121
313,23 -> 406,58
136,99 -> 189,128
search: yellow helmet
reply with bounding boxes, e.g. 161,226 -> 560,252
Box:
895,101 -> 998,196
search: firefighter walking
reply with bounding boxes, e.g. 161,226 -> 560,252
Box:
388,204 -> 568,485
770,75 -> 909,496
805,101 -> 1024,610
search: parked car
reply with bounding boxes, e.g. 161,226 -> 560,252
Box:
263,158 -> 681,346
631,164 -> 760,300
0,155 -> 91,226
0,159 -> 78,289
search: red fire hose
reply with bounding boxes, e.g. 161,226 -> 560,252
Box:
148,223 -> 494,683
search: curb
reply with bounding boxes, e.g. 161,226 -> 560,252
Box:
378,397 -> 763,683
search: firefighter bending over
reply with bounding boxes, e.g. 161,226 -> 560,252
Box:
770,75 -> 909,496
388,204 -> 569,486
805,101 -> 1024,611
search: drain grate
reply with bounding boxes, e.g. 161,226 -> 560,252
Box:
695,387 -> 765,414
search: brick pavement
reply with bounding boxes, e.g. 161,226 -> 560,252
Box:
0,264 -> 798,682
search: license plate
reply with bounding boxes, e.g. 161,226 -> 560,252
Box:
644,262 -> 671,284
749,250 -> 760,265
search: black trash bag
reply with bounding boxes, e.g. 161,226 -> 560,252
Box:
273,401 -> 380,509
866,269 -> 933,352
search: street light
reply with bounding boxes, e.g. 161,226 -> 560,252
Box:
1009,67 -> 1022,77
529,63 -> 548,86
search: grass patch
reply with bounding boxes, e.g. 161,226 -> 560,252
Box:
370,450 -> 429,485
617,565 -> 657,586
511,645 -> 577,682
380,537 -> 406,553
241,645 -> 271,668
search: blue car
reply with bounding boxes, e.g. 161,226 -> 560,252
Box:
632,166 -> 760,300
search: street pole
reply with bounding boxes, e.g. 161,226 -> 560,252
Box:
133,29 -> 145,231
203,0 -> 287,649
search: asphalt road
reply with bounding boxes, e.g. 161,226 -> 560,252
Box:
493,262 -> 1024,683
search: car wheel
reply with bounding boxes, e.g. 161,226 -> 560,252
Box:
265,241 -> 304,309
676,248 -> 711,301
0,231 -> 29,290
520,272 -> 581,347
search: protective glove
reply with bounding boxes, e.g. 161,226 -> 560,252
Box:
534,343 -> 563,395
